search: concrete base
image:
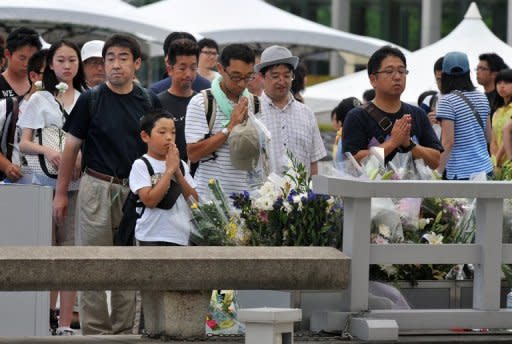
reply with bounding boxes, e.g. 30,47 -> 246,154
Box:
142,290 -> 210,337
350,318 -> 398,341
310,311 -> 349,332
239,308 -> 301,344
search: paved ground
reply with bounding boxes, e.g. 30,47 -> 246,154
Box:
2,333 -> 512,343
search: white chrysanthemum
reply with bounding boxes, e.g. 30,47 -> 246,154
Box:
378,224 -> 391,238
282,201 -> 292,213
418,218 -> 432,230
55,82 -> 68,94
380,264 -> 398,277
422,232 -> 444,245
34,81 -> 43,91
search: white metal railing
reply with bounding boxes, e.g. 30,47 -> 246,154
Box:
313,176 -> 512,330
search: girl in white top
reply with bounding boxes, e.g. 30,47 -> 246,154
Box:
18,40 -> 87,336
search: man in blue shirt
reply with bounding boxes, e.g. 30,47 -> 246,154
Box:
149,32 -> 210,94
343,46 -> 442,169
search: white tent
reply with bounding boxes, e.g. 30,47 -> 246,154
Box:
138,0 -> 402,57
0,0 -> 198,56
305,2 -> 512,115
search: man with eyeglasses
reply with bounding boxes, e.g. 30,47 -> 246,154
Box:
343,45 -> 442,169
197,38 -> 220,82
81,40 -> 105,88
255,45 -> 325,175
476,53 -> 508,116
158,39 -> 199,169
185,43 -> 257,198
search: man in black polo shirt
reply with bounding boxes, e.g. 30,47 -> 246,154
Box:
342,46 -> 442,169
54,34 -> 160,335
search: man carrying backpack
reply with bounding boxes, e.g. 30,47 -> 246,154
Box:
53,34 -> 160,335
0,27 -> 41,181
185,44 -> 257,198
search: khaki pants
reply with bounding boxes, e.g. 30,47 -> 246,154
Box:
77,173 -> 135,335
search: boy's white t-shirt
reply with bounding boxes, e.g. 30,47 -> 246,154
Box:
129,154 -> 195,245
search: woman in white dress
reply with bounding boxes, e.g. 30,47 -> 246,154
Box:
18,40 -> 87,336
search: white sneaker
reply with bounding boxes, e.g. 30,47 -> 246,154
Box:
56,326 -> 77,336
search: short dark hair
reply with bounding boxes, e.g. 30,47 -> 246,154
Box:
140,109 -> 173,135
44,40 -> 87,93
163,32 -> 196,57
6,27 -> 41,53
27,49 -> 48,80
367,45 -> 406,76
433,57 -> 444,73
220,44 -> 255,68
103,34 -> 141,61
417,90 -> 437,108
198,38 -> 218,53
333,97 -> 361,126
479,53 -> 509,72
291,63 -> 308,95
440,72 -> 475,94
495,69 -> 512,106
362,88 -> 375,102
167,39 -> 199,65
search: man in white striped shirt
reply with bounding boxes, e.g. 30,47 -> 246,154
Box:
255,46 -> 326,175
185,44 -> 256,198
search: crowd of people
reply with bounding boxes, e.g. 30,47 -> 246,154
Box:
0,27 -> 325,336
333,47 -> 512,181
0,24 -> 511,336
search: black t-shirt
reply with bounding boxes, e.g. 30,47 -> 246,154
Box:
0,74 -> 17,99
486,89 -> 499,118
65,83 -> 161,178
157,90 -> 196,162
342,102 -> 443,162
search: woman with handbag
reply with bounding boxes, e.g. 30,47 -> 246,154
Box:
18,40 -> 87,336
436,51 -> 493,180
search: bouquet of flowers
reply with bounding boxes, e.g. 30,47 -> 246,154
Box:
231,153 -> 343,248
205,290 -> 244,335
189,179 -> 249,246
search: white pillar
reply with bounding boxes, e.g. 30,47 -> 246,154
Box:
508,0 -> 512,45
330,0 -> 350,77
421,0 -> 442,47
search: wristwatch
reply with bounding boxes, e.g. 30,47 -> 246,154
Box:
221,127 -> 230,137
402,139 -> 417,152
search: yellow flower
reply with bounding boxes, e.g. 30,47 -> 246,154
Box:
190,203 -> 198,209
208,178 -> 216,185
226,221 -> 237,240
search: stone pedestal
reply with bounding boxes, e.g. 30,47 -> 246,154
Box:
142,290 -> 211,337
239,308 -> 301,344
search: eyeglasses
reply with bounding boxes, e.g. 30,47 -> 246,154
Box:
224,70 -> 256,82
201,50 -> 218,57
374,68 -> 409,77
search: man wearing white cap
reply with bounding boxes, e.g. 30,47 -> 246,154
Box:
81,40 -> 105,88
255,45 -> 326,175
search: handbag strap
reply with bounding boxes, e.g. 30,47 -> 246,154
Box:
362,102 -> 393,134
451,90 -> 484,132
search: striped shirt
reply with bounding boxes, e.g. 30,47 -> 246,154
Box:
257,92 -> 326,175
185,92 -> 249,198
436,90 -> 492,179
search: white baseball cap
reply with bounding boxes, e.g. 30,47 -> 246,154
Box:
81,40 -> 105,62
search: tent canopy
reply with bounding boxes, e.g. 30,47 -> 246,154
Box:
0,0 -> 195,56
138,0 -> 403,57
305,2 -> 512,114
